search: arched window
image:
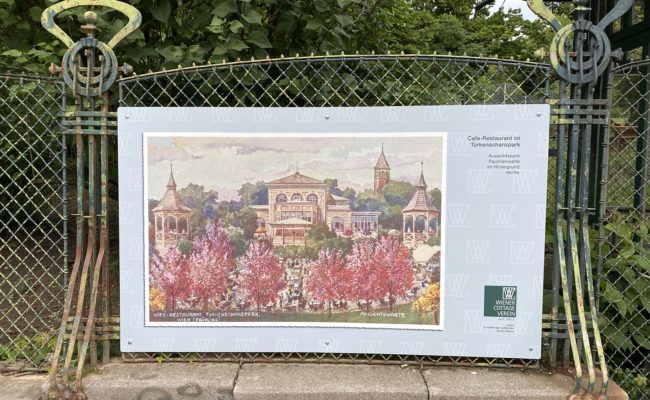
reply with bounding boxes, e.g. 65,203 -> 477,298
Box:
415,215 -> 427,233
307,194 -> 318,203
331,217 -> 344,231
429,216 -> 438,233
156,216 -> 163,231
276,193 -> 287,203
178,217 -> 188,234
165,216 -> 177,231
291,193 -> 303,201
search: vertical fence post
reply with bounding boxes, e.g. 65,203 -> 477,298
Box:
527,0 -> 634,399
40,2 -> 140,398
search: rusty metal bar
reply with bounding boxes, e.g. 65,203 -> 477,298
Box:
42,2 -> 140,398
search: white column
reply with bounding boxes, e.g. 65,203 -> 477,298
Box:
424,219 -> 429,241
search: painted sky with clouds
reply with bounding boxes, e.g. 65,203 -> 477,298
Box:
147,135 -> 444,202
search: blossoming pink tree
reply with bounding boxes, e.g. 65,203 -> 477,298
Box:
375,236 -> 414,310
238,241 -> 286,312
347,240 -> 387,311
347,237 -> 414,311
190,222 -> 236,311
305,249 -> 353,318
150,246 -> 192,311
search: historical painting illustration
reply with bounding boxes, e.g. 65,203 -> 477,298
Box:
145,134 -> 445,328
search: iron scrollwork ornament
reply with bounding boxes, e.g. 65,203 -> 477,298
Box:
41,2 -> 141,400
41,0 -> 140,95
527,0 -> 633,85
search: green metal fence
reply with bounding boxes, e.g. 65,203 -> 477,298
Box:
0,51 -> 647,399
0,74 -> 66,371
600,60 -> 650,400
118,54 -> 557,368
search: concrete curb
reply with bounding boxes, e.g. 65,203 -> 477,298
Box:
234,364 -> 428,400
0,362 -> 629,400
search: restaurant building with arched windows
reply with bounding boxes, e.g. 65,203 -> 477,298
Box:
254,170 -> 380,246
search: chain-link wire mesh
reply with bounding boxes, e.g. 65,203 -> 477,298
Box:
600,60 -> 650,400
119,54 -> 557,368
0,74 -> 66,371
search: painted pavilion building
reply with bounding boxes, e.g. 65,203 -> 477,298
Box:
402,163 -> 440,249
152,166 -> 191,252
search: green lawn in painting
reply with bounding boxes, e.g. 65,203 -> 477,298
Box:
266,303 -> 431,325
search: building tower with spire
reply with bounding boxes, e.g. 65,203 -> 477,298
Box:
374,143 -> 390,192
402,162 -> 440,249
152,164 -> 191,252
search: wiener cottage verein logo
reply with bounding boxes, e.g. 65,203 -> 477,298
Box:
484,286 -> 517,318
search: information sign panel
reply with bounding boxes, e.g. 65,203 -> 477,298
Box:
119,105 -> 549,357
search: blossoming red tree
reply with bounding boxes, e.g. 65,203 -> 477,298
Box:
189,222 -> 236,311
306,249 -> 353,318
150,246 -> 192,311
347,238 -> 414,311
238,241 -> 286,312
347,240 -> 384,311
376,236 -> 414,310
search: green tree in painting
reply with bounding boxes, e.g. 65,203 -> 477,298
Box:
428,188 -> 442,211
223,206 -> 259,240
238,181 -> 268,206
382,181 -> 416,206
178,183 -> 219,234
